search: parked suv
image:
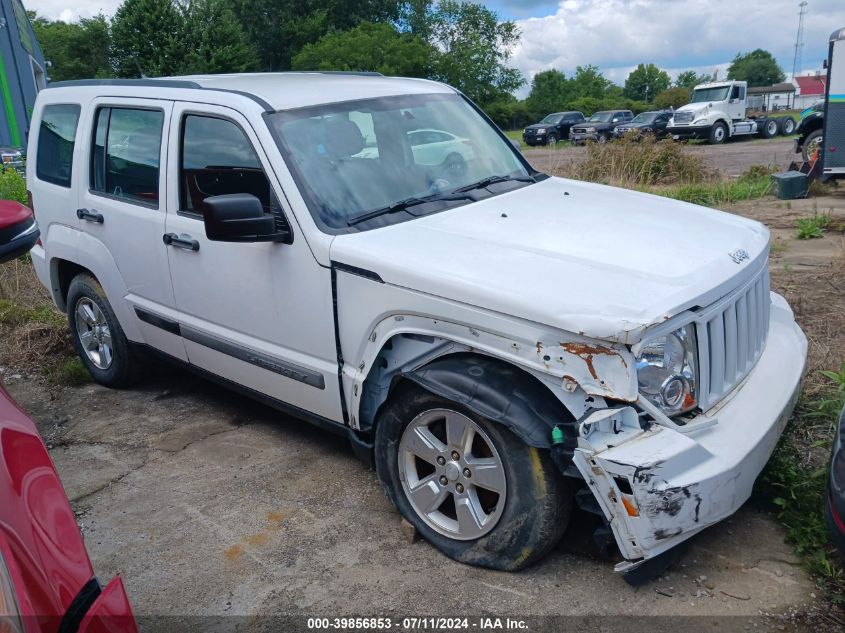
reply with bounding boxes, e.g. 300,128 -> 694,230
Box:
570,110 -> 633,143
522,111 -> 584,146
613,110 -> 672,139
28,74 -> 806,576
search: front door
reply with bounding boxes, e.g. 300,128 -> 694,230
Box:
77,98 -> 187,360
164,103 -> 343,422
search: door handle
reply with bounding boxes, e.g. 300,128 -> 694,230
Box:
163,233 -> 200,252
77,208 -> 104,224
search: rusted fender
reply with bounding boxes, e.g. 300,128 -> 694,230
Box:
538,340 -> 637,401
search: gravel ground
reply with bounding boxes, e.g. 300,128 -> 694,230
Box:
523,137 -> 799,177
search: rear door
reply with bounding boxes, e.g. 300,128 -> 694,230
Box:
77,98 -> 186,360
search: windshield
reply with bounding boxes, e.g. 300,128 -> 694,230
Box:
541,114 -> 562,124
267,93 -> 531,231
587,112 -> 613,122
690,87 -> 730,103
631,112 -> 658,124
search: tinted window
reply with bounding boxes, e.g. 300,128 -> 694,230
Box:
91,108 -> 163,206
36,104 -> 80,188
180,115 -> 275,216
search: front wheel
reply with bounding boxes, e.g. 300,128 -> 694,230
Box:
546,133 -> 558,145
67,274 -> 147,388
375,383 -> 572,571
802,129 -> 823,162
709,122 -> 728,144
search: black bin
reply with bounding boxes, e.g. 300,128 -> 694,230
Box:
771,171 -> 809,199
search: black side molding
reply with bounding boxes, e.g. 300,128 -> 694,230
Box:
332,261 -> 384,283
57,577 -> 101,633
135,308 -> 181,336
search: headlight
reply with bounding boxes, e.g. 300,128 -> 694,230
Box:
537,128 -> 546,133
636,325 -> 698,415
693,119 -> 708,125
0,553 -> 24,633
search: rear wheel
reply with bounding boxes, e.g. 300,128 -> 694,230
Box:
67,274 -> 147,388
779,116 -> 796,135
802,129 -> 823,162
709,122 -> 728,144
375,383 -> 572,571
758,118 -> 779,139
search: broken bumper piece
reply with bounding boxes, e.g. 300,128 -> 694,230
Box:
572,293 -> 807,569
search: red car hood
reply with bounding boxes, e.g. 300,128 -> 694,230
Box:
0,382 -> 136,633
0,201 -> 33,231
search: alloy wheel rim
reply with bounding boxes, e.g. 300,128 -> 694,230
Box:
398,409 -> 506,541
74,298 -> 113,370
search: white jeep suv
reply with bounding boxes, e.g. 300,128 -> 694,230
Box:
26,73 -> 807,575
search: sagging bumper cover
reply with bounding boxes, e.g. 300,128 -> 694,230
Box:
666,124 -> 711,140
573,293 -> 807,567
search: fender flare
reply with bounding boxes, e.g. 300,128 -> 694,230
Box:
397,352 -> 578,451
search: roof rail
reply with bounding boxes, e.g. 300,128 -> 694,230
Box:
45,78 -> 203,89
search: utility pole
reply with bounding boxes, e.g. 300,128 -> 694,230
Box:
792,1 -> 808,79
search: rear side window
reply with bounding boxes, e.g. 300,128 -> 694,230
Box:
91,107 -> 164,207
36,104 -> 81,188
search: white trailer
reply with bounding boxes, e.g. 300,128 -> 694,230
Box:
666,80 -> 783,144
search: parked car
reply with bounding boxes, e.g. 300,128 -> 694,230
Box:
826,404 -> 845,562
407,128 -> 475,176
0,380 -> 138,633
613,110 -> 672,139
522,112 -> 585,146
0,199 -> 39,265
794,100 -> 824,162
27,74 -> 806,576
570,110 -> 634,143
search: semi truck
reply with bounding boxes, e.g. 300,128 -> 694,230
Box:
666,80 -> 788,144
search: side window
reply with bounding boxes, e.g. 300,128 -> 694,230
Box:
36,104 -> 81,188
180,114 -> 275,216
731,86 -> 741,100
91,107 -> 164,206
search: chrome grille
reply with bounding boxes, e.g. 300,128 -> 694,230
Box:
673,111 -> 694,124
695,267 -> 771,409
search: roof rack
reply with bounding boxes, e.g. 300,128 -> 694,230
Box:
45,78 -> 203,89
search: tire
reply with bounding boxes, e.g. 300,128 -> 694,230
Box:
375,383 -> 572,571
708,121 -> 728,144
66,274 -> 147,388
597,133 -> 609,144
779,116 -> 796,135
802,129 -> 823,162
758,118 -> 779,139
546,133 -> 558,145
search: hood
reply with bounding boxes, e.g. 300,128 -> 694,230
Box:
0,381 -> 95,619
574,121 -> 612,130
525,123 -> 553,130
331,177 -> 769,344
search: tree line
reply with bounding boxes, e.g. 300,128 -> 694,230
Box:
30,0 -> 785,130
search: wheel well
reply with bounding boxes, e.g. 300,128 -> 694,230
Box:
52,259 -> 94,310
363,340 -> 576,449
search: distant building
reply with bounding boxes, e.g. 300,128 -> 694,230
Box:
793,73 -> 826,110
0,0 -> 47,148
747,82 -> 796,111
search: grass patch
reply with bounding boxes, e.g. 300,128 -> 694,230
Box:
555,134 -> 711,186
796,213 -> 833,239
758,365 -> 845,603
658,171 -> 773,206
0,298 -> 66,327
44,356 -> 91,386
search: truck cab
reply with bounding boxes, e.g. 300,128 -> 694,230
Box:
667,80 -> 781,144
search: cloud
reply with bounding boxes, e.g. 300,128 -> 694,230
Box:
511,0 -> 845,91
27,0 -> 123,21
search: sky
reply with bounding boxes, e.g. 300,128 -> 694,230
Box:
26,0 -> 845,92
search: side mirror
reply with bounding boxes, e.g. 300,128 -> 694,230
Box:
203,194 -> 286,243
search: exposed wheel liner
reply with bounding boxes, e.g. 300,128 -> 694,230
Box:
375,382 -> 573,570
66,274 -> 148,388
398,353 -> 578,449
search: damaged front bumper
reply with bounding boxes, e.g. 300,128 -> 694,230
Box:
572,292 -> 807,569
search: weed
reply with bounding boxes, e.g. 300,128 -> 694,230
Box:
0,168 -> 27,205
758,372 -> 845,603
796,213 -> 832,239
44,356 -> 91,386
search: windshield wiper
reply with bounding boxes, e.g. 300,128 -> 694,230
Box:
347,192 -> 476,226
454,174 -> 535,193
